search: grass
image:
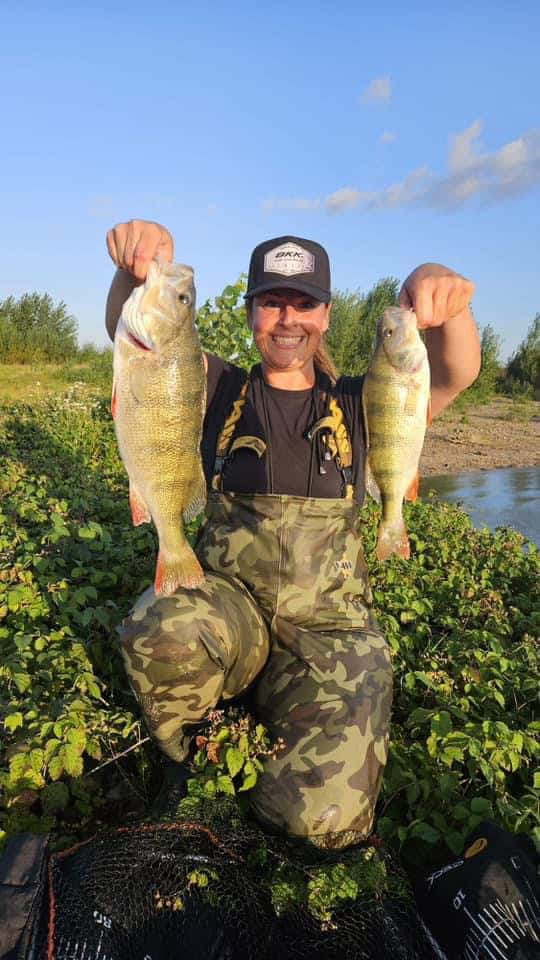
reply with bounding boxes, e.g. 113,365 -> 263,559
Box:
0,356 -> 113,403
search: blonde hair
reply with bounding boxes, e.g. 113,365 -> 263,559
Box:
314,336 -> 338,384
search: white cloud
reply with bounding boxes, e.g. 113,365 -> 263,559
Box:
325,187 -> 366,213
448,120 -> 483,173
360,75 -> 391,104
263,196 -> 321,212
380,131 -> 398,144
262,123 -> 540,215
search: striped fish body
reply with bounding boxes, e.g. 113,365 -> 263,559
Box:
112,259 -> 206,595
362,307 -> 430,561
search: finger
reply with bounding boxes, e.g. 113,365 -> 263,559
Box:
106,228 -> 120,267
432,285 -> 449,328
122,220 -> 141,274
132,223 -> 163,280
448,278 -> 475,318
156,229 -> 174,262
399,283 -> 413,309
412,282 -> 435,329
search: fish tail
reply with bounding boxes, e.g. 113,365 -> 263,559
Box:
376,517 -> 410,561
154,543 -> 205,595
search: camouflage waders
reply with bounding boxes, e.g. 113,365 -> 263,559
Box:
119,490 -> 393,847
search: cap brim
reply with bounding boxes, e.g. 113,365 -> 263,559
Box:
245,279 -> 331,304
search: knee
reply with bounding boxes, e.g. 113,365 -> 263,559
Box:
117,590 -> 223,681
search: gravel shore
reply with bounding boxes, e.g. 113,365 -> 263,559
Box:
420,397 -> 540,477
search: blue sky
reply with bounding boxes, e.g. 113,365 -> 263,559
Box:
1,0 -> 539,360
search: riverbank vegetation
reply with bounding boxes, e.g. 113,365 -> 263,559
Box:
0,283 -> 538,868
1,390 -> 538,864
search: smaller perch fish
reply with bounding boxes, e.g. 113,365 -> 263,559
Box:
362,307 -> 431,561
112,258 -> 206,595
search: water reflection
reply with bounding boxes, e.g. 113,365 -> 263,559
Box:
420,466 -> 540,546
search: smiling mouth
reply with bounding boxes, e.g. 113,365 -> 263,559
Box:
271,335 -> 304,346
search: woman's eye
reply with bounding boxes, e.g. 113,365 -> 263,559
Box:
179,293 -> 192,306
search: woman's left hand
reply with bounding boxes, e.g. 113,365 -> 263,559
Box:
399,262 -> 475,329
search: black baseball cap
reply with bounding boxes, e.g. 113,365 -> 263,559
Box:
246,235 -> 331,303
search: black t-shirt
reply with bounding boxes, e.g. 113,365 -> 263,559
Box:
201,354 -> 366,502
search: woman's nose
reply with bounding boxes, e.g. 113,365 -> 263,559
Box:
279,304 -> 298,325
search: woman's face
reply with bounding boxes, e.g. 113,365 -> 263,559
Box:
248,288 -> 331,375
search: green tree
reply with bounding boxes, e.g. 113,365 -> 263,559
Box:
196,277 -> 259,371
459,323 -> 502,404
0,293 -> 78,363
326,278 -> 399,376
505,314 -> 540,396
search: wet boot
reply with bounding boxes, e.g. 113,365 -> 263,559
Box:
150,759 -> 192,821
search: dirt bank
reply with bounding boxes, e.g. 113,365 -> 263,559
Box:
420,397 -> 540,477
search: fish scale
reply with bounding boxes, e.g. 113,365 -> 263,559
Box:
362,307 -> 430,561
112,258 -> 207,595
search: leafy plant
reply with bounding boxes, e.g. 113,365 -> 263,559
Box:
177,707 -> 285,816
326,279 -> 399,377
0,294 -> 78,363
505,313 -> 540,398
196,277 -> 259,370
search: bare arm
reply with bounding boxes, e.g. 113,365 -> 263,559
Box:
400,262 -> 481,417
424,306 -> 481,416
105,268 -> 141,341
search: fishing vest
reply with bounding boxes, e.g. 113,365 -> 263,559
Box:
211,367 -> 355,499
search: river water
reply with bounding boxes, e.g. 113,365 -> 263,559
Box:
419,466 -> 540,547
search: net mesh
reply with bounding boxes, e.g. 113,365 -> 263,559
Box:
38,801 -> 434,960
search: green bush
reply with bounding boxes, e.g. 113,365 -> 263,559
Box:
363,498 -> 539,863
504,314 -> 540,398
459,323 -> 503,405
0,294 -> 78,363
326,279 -> 399,377
1,394 -> 538,861
196,277 -> 259,370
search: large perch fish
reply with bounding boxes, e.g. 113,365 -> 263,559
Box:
362,307 -> 431,561
112,258 -> 206,595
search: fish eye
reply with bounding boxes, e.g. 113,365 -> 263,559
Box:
178,293 -> 192,306
383,328 -> 393,338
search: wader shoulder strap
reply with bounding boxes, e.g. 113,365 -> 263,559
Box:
307,393 -> 354,499
212,373 -> 267,491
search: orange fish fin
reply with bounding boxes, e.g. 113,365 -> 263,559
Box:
405,472 -> 420,502
111,381 -> 118,419
183,471 -> 207,523
155,545 -> 205,596
426,396 -> 432,428
376,518 -> 410,561
129,483 -> 151,526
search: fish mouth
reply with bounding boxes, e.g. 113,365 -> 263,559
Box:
127,331 -> 153,352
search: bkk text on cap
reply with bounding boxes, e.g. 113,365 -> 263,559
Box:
246,236 -> 332,303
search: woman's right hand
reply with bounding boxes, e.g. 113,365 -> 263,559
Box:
106,220 -> 174,280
